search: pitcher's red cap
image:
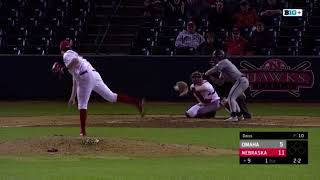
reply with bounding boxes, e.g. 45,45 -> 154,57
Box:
60,39 -> 72,52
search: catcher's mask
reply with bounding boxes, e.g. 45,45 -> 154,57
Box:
210,49 -> 225,66
191,71 -> 203,85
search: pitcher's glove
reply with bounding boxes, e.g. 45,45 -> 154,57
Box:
52,62 -> 65,75
173,81 -> 189,96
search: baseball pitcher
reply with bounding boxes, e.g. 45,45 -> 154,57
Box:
52,39 -> 144,136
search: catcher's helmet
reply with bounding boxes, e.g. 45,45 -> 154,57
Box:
210,49 -> 225,65
191,71 -> 202,79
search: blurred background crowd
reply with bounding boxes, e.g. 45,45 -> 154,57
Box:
135,0 -> 320,56
0,0 -> 319,55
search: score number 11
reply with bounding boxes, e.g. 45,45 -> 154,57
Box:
279,141 -> 285,156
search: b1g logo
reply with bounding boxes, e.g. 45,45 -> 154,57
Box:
282,9 -> 303,17
240,59 -> 314,97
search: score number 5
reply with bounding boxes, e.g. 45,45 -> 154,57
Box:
280,142 -> 284,147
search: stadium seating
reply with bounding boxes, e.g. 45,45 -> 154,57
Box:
0,0 -> 319,55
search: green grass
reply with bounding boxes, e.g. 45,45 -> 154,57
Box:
0,127 -> 319,180
0,155 -> 319,180
0,127 -> 317,149
1,101 -> 320,117
0,101 -> 319,180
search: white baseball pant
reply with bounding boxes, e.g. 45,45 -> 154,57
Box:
186,100 -> 220,118
76,69 -> 117,109
227,77 -> 249,113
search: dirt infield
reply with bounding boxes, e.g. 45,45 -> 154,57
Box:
0,115 -> 320,128
0,115 -> 318,156
0,136 -> 236,156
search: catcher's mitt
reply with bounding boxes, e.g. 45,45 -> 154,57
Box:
174,81 -> 189,96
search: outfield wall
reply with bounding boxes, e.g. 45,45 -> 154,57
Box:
2,55 -> 319,101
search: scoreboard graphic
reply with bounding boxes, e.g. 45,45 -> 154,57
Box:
239,132 -> 308,164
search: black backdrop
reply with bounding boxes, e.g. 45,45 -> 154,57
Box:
1,55 -> 319,101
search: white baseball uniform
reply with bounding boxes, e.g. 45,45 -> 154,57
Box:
205,58 -> 249,114
63,50 -> 117,109
186,80 -> 220,118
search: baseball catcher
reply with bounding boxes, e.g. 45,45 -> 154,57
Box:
181,71 -> 221,118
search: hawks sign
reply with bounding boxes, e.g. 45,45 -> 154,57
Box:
240,59 -> 314,97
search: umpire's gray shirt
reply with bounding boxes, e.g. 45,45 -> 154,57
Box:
205,59 -> 244,83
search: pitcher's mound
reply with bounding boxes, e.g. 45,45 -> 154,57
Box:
0,136 -> 236,157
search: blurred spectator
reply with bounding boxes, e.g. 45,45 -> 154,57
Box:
258,0 -> 282,27
250,22 -> 274,55
233,0 -> 259,30
224,27 -> 250,55
201,32 -> 223,54
208,0 -> 233,32
185,0 -> 211,19
175,21 -> 205,54
144,0 -> 164,17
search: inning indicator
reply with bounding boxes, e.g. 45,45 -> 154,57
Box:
239,132 -> 308,164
